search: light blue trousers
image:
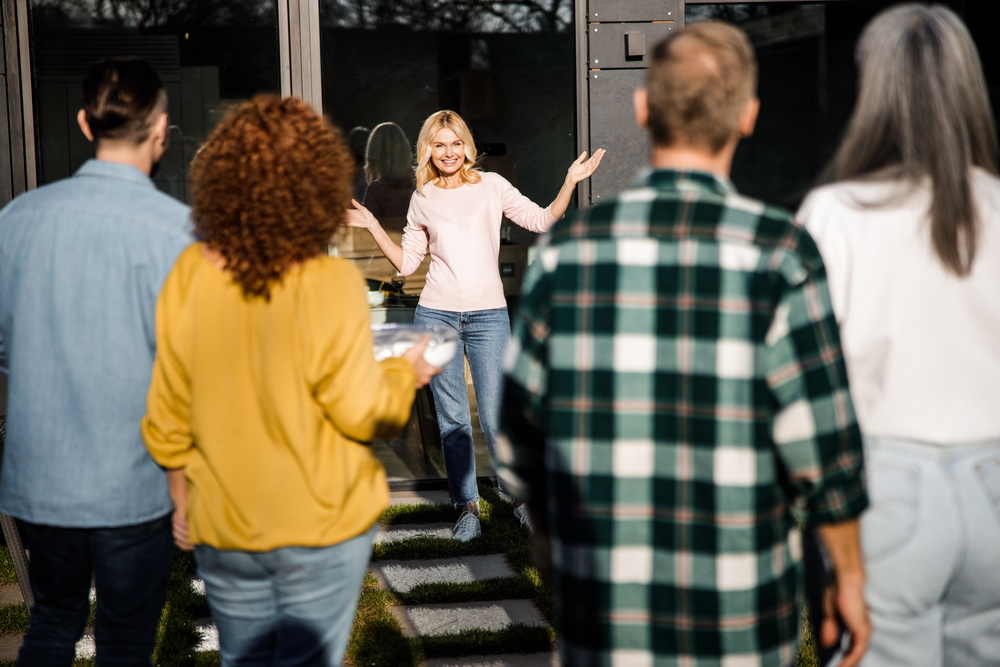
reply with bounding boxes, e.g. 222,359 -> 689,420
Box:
195,526 -> 377,667
859,437 -> 1000,667
414,305 -> 510,507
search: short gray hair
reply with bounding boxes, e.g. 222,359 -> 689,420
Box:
826,3 -> 998,275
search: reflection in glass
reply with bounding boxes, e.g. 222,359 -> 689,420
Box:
321,0 -> 572,33
30,0 -> 280,203
319,0 -> 575,238
320,1 -> 576,484
362,121 -> 414,234
686,3 -> 852,209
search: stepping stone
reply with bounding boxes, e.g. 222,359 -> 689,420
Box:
375,523 -> 455,544
391,600 -> 545,637
194,617 -> 220,652
424,653 -> 558,667
0,634 -> 23,662
0,584 -> 23,604
74,629 -> 96,659
371,555 -> 513,594
0,628 -> 158,663
390,489 -> 452,506
375,523 -> 453,544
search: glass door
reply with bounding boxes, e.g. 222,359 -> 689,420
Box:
318,0 -> 576,485
29,0 -> 282,203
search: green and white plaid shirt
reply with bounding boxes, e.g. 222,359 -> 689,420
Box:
498,169 -> 868,667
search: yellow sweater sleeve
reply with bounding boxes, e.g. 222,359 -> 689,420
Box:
142,248 -> 195,469
303,262 -> 416,442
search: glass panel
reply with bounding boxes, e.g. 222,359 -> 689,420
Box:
30,0 -> 281,203
319,1 -> 575,484
686,2 -> 999,211
684,2 -> 858,210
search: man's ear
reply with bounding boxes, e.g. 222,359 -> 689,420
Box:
633,87 -> 650,130
152,112 -> 169,147
738,97 -> 760,138
76,109 -> 95,142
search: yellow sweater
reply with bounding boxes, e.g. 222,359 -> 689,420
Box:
142,244 -> 415,551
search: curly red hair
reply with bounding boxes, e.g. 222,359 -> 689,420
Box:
191,95 -> 353,299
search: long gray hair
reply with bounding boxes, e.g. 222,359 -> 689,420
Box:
826,3 -> 998,275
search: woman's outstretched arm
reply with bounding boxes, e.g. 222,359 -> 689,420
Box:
548,149 -> 606,219
344,199 -> 404,271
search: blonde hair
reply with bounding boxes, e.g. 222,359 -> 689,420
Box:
646,21 -> 757,153
825,3 -> 998,275
365,122 -> 414,186
414,110 -> 481,193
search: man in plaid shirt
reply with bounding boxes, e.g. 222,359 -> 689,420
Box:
498,22 -> 869,667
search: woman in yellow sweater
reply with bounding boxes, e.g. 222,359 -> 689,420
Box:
141,95 -> 437,667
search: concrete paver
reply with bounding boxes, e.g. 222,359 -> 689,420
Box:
74,629 -> 96,659
371,555 -> 513,594
194,617 -> 220,652
0,634 -> 23,662
391,600 -> 546,637
375,522 -> 455,544
424,653 -> 559,667
0,584 -> 23,604
389,489 -> 452,506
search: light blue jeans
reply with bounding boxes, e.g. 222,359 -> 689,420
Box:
859,437 -> 1000,667
414,305 -> 509,507
194,526 -> 377,667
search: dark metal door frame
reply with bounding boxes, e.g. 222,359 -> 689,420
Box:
574,0 -> 857,208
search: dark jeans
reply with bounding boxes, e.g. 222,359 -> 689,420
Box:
17,514 -> 173,667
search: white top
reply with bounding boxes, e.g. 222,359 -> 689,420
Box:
797,168 -> 1000,444
400,172 -> 557,312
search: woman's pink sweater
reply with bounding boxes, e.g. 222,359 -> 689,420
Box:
400,172 -> 557,312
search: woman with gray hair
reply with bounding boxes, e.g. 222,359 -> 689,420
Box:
797,5 -> 1000,665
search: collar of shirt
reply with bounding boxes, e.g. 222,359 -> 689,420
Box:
631,167 -> 737,199
73,158 -> 155,190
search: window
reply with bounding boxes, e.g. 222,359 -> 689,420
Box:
30,0 -> 281,202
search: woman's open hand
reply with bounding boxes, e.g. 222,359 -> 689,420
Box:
565,149 -> 606,186
345,199 -> 377,231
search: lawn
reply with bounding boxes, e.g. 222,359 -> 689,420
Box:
0,486 -> 820,666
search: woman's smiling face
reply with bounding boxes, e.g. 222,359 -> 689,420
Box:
430,127 -> 464,177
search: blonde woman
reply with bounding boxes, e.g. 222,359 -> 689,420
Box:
347,110 -> 604,540
797,5 -> 1000,665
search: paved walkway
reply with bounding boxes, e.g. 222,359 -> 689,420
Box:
378,489 -> 557,666
0,488 -> 557,665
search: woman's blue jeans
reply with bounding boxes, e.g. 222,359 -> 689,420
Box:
194,526 -> 377,667
859,437 -> 1000,667
414,305 -> 509,507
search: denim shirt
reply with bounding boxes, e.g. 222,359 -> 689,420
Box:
0,160 -> 194,527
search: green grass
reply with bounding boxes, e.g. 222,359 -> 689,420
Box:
420,624 -> 554,659
345,573 -> 419,667
0,483 -> 820,666
0,548 -> 17,587
0,601 -> 29,635
344,482 -> 554,666
153,549 -> 211,667
797,606 -> 819,667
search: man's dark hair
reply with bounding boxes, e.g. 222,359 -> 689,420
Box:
82,58 -> 167,144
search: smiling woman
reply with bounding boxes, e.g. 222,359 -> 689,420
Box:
345,108 -> 604,543
414,111 -> 481,193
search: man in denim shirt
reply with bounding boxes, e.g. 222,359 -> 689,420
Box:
0,59 -> 193,665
